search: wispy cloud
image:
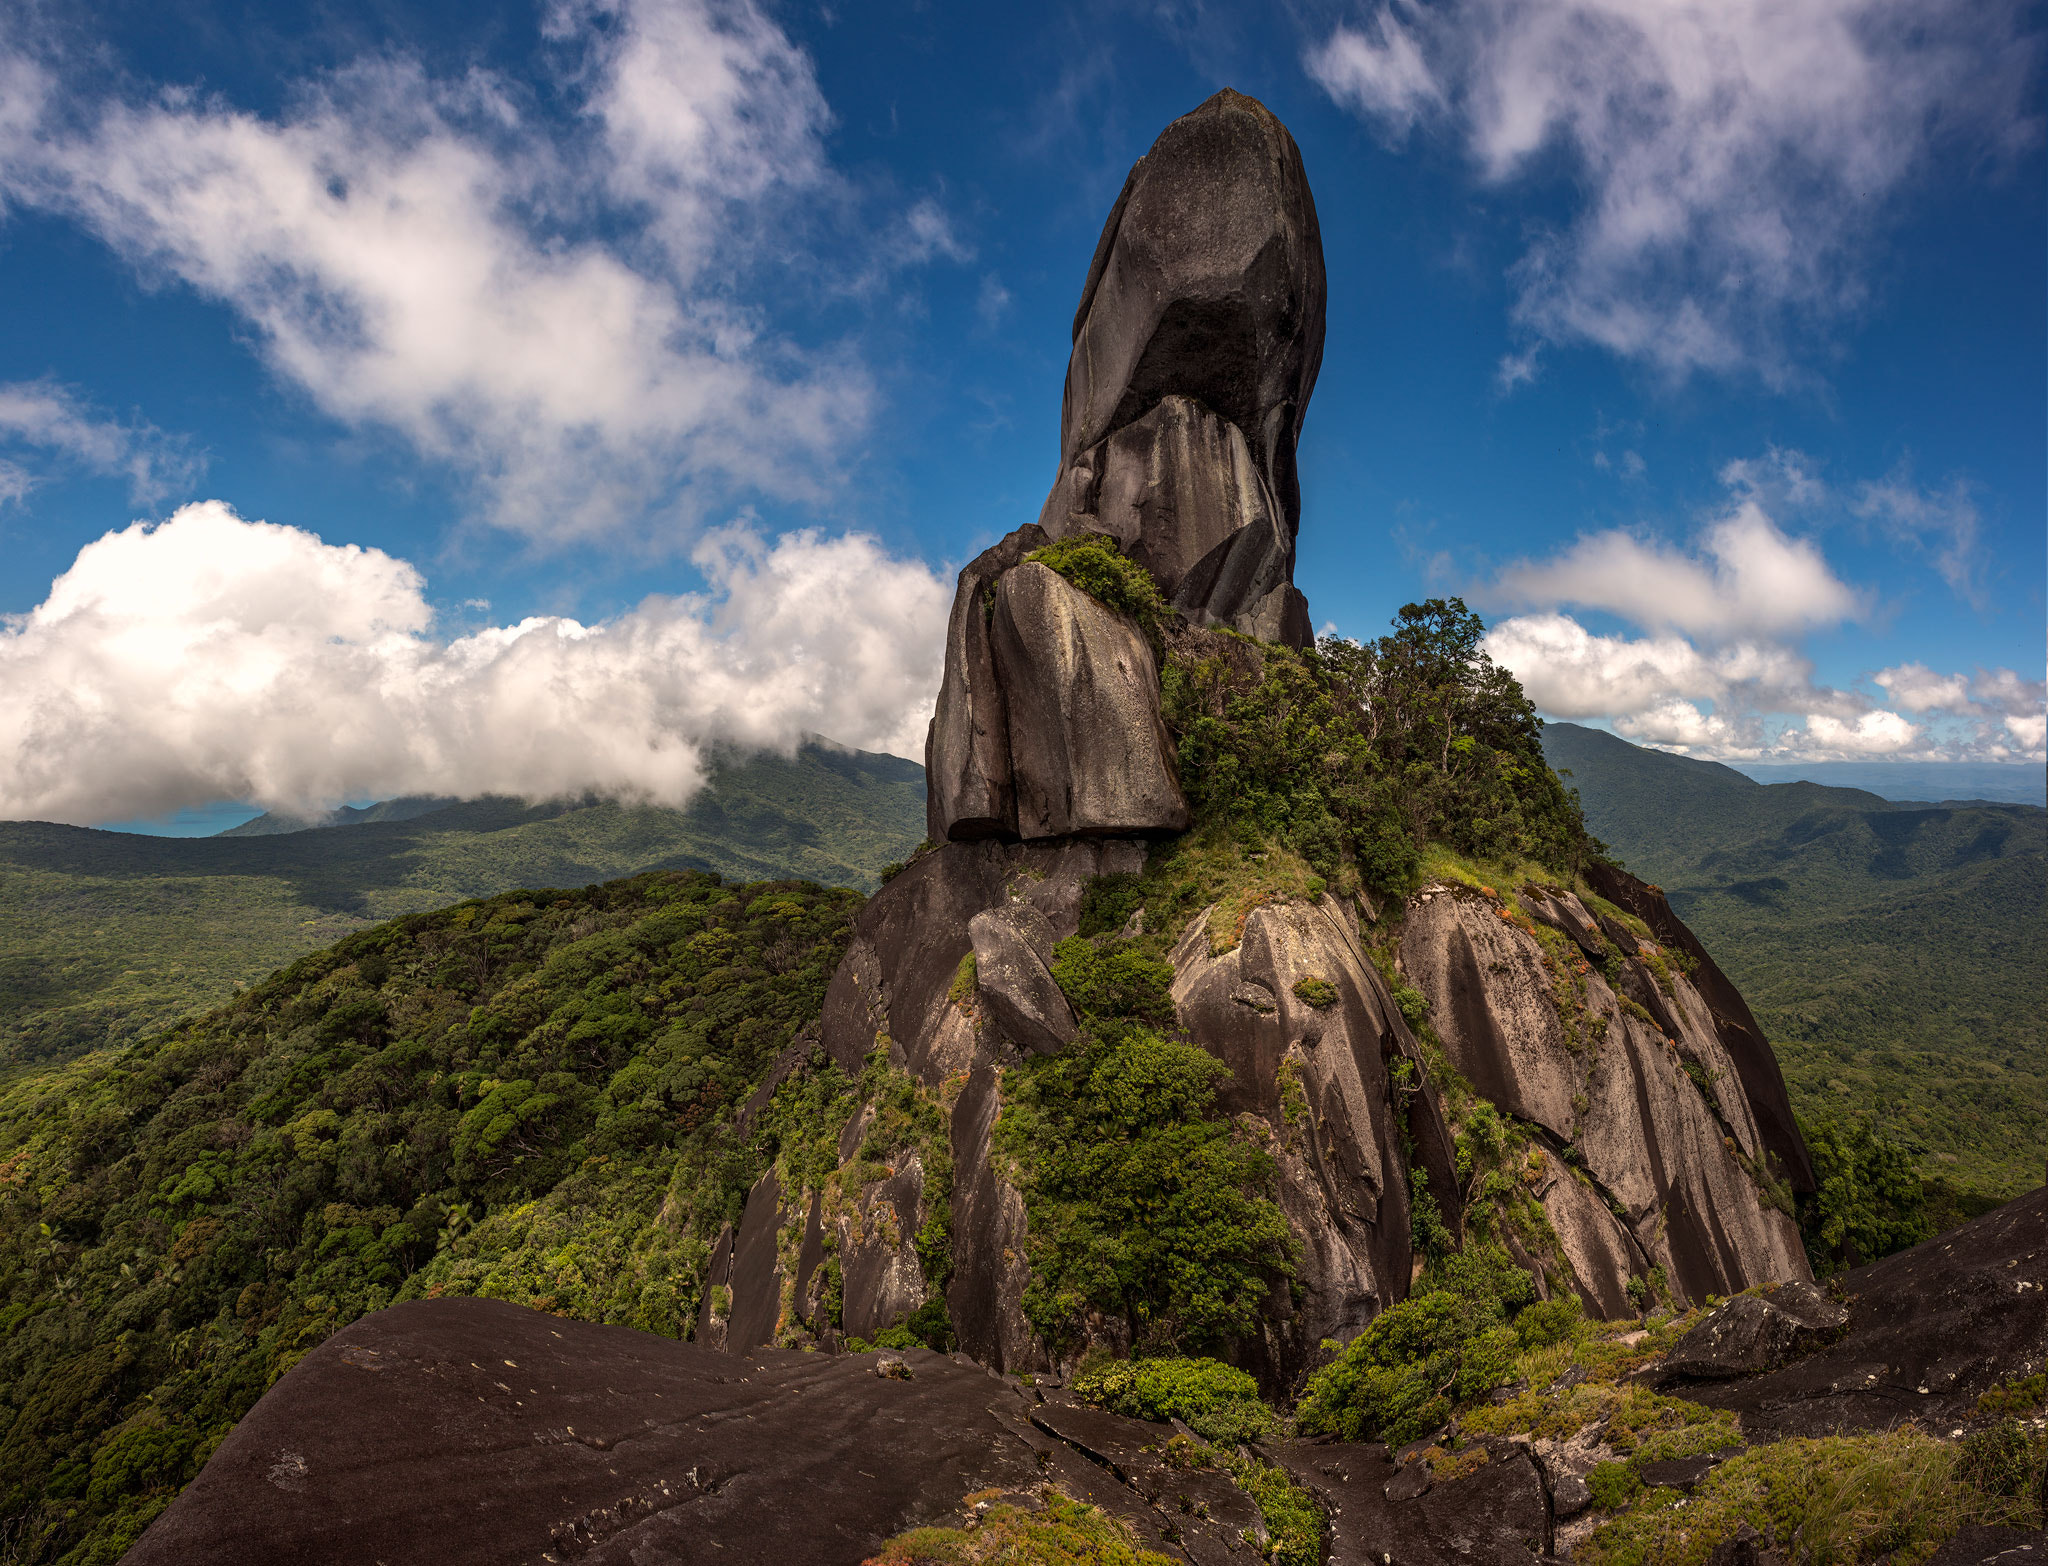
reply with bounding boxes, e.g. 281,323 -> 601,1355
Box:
0,0 -> 969,544
0,380 -> 202,505
1853,467 -> 1987,607
1306,0 -> 2041,384
0,500 -> 952,824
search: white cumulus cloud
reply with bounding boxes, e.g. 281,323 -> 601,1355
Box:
0,501 -> 951,825
1791,710 -> 1924,756
0,0 -> 960,542
1490,502 -> 1864,639
1473,452 -> 2046,764
1305,0 -> 2040,381
1873,662 -> 1973,713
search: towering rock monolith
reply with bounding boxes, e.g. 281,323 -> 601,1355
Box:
719,88 -> 1811,1385
927,89 -> 1320,846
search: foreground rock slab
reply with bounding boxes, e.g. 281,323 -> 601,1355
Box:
1269,1439 -> 1551,1566
1685,1187 -> 2048,1437
125,1297 -> 1258,1565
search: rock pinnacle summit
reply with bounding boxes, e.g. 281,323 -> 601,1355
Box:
926,89 -> 1325,846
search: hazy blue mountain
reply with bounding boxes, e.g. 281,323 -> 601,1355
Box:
216,795 -> 461,835
1542,721 -> 2045,1200
1728,758 -> 2045,806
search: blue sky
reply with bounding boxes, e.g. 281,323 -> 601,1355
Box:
0,0 -> 2041,827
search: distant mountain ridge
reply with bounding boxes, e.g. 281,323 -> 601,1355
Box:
1542,721 -> 2045,1200
1728,758 -> 2045,806
0,741 -> 924,1067
216,795 -> 460,835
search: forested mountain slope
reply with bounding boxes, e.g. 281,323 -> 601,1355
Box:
0,871 -> 864,1563
0,743 -> 922,1067
1543,722 -> 2045,1200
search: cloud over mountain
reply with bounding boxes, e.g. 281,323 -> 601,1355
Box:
1476,456 -> 2045,763
0,501 -> 950,824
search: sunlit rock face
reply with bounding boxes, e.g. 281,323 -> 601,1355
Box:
926,90 -> 1326,848
1042,87 -> 1325,616
1401,883 -> 1809,1315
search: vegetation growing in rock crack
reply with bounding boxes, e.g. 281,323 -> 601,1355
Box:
1028,531 -> 1173,652
993,933 -> 1294,1356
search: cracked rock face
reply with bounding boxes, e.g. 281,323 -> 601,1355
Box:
969,902 -> 1076,1057
1400,878 -> 1810,1312
1168,895 -> 1442,1373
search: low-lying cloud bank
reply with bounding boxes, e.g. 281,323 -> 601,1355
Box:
0,502 -> 951,826
1474,454 -> 2044,764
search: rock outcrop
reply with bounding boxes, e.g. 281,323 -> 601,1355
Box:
1041,86 -> 1324,639
129,87 -> 1952,1566
926,88 -> 1322,847
130,1188 -> 2048,1564
1400,878 -> 1809,1312
715,88 -> 1813,1375
1686,1184 -> 2048,1438
122,1296 -> 1266,1566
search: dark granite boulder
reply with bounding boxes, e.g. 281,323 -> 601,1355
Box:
123,1297 -> 1266,1565
924,525 -> 1047,843
992,561 -> 1190,840
1270,1438 -> 1551,1565
1065,393 -> 1276,596
970,901 -> 1077,1056
1926,1525 -> 2048,1565
1688,1186 -> 2048,1438
1046,88 -> 1324,543
1657,1280 -> 1848,1380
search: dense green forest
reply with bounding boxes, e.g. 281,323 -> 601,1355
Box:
0,743 -> 922,1069
0,871 -> 872,1562
1544,723 -> 2045,1201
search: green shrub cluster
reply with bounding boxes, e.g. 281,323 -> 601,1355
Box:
1028,532 -> 1173,650
1160,599 -> 1597,898
1977,1373 -> 2048,1418
1955,1419 -> 2039,1497
1580,1426 -> 2048,1565
0,871 -> 859,1565
1074,1355 -> 1273,1444
1294,1244 -> 1544,1444
865,1491 -> 1177,1565
994,936 -> 1293,1356
1295,1291 -> 1517,1443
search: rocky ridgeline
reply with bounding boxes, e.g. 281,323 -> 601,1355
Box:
689,89 -> 1814,1388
